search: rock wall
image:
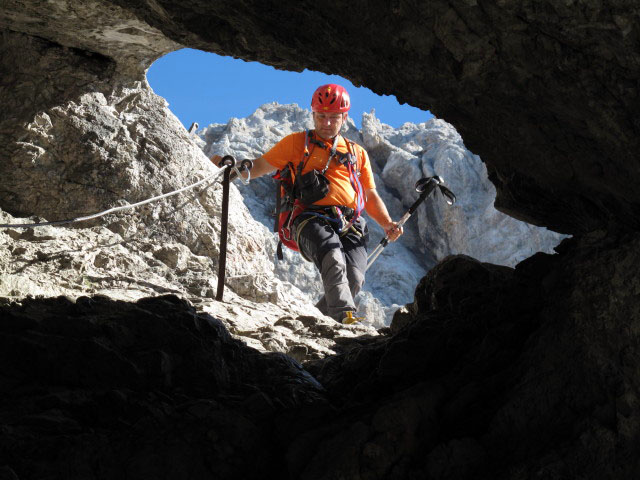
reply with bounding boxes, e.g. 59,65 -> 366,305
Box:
1,0 -> 640,478
99,0 -> 640,236
302,232 -> 640,479
360,112 -> 566,266
0,295 -> 328,479
0,37 -> 276,297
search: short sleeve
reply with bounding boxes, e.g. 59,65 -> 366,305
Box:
358,147 -> 376,190
262,133 -> 299,170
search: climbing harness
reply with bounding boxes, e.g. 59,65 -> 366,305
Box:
294,131 -> 337,205
366,175 -> 457,271
216,156 -> 253,301
272,130 -> 366,260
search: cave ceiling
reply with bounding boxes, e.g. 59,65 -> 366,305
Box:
1,0 -> 639,235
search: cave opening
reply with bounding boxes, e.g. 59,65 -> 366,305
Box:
0,4 -> 636,476
143,48 -> 568,328
145,48 -> 444,327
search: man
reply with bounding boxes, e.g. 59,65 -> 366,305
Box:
212,84 -> 402,324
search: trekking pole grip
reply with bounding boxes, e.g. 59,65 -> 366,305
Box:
366,176 -> 447,271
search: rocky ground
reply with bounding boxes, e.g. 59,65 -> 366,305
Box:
0,205 -> 380,365
0,294 -> 329,480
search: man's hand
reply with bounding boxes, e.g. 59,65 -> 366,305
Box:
364,189 -> 404,242
209,155 -> 275,180
383,221 -> 403,242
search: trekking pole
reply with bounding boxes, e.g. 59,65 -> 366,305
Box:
366,175 -> 456,271
216,156 -> 253,301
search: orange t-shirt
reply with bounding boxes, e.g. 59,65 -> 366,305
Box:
262,131 -> 375,210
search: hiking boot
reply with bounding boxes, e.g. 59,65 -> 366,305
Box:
341,311 -> 364,325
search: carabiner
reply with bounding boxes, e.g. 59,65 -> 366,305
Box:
218,155 -> 236,169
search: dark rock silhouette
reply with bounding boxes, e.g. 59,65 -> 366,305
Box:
1,1 -> 640,478
0,295 -> 329,479
3,231 -> 639,478
297,234 -> 640,479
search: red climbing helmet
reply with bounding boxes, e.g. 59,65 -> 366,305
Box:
311,84 -> 351,113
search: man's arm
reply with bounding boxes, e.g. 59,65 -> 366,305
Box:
210,155 -> 276,180
364,188 -> 403,242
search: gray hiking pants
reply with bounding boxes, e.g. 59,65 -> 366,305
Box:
296,215 -> 368,321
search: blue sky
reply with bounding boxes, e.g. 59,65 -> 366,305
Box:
147,49 -> 433,130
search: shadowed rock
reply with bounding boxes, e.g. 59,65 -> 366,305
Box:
301,235 -> 640,479
0,295 -> 329,479
1,1 -> 640,478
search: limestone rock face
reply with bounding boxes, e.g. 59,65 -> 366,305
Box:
0,40 -> 277,297
360,111 -> 566,267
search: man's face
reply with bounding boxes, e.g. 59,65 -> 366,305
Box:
313,112 -> 347,140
